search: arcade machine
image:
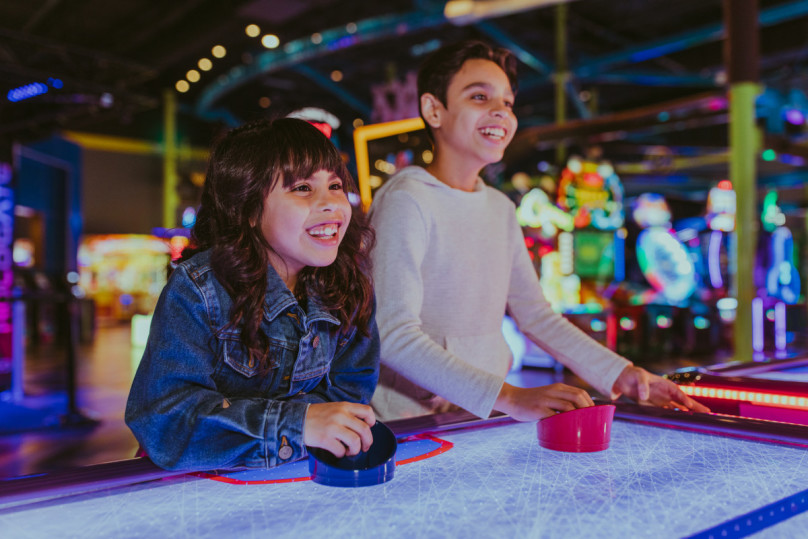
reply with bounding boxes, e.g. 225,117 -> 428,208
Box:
626,192 -> 698,360
555,155 -> 627,355
515,180 -> 577,368
754,190 -> 801,356
673,180 -> 736,356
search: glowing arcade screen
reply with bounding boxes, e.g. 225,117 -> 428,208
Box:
573,230 -> 622,281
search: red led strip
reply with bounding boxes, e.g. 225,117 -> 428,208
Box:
681,385 -> 808,410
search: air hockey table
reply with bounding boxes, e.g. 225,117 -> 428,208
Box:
4,406 -> 808,538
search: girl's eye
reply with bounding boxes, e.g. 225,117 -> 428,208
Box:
329,182 -> 343,190
291,184 -> 311,192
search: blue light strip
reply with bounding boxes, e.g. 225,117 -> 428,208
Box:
575,0 -> 808,77
474,20 -> 552,75
687,486 -> 808,538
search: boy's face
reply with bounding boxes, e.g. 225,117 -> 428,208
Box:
427,58 -> 517,167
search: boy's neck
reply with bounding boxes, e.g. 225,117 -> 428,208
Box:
425,152 -> 482,192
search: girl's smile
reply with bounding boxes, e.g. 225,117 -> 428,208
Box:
261,169 -> 352,289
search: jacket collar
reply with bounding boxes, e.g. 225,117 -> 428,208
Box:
263,264 -> 341,327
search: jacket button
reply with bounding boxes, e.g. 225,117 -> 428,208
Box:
312,335 -> 320,349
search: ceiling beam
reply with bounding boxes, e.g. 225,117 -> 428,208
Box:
575,0 -> 808,77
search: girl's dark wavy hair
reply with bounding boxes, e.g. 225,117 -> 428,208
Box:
184,117 -> 375,369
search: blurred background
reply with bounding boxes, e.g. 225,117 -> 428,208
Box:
2,0 -> 807,477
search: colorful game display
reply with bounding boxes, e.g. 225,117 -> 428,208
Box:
753,191 -> 802,354
77,234 -> 171,321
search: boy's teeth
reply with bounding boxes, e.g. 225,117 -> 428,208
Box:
308,224 -> 338,237
480,127 -> 505,138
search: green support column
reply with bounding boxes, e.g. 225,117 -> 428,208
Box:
729,82 -> 760,362
724,0 -> 759,362
163,89 -> 178,229
554,3 -> 568,165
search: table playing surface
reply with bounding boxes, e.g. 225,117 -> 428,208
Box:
3,414 -> 808,538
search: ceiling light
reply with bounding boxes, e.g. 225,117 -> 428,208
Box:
445,0 -> 576,25
212,45 -> 227,58
262,34 -> 280,49
176,81 -> 190,93
198,58 -> 212,71
245,24 -> 261,38
186,69 -> 201,83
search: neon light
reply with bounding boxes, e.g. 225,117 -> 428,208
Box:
619,317 -> 636,331
708,230 -> 723,288
752,297 -> 764,352
7,82 -> 48,102
680,385 -> 808,411
775,301 -> 787,351
656,315 -> 672,328
613,229 -> 625,282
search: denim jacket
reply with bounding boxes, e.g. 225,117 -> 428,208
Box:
125,249 -> 380,471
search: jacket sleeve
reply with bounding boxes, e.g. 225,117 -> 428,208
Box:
307,297 -> 381,405
125,266 -> 308,471
504,215 -> 631,399
370,189 -> 505,418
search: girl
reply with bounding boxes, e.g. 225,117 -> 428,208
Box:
126,118 -> 379,470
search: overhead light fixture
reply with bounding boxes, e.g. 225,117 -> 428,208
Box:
444,0 -> 577,25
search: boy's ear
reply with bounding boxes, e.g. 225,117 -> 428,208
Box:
420,93 -> 443,129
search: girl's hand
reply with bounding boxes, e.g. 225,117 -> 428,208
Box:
495,382 -> 594,421
613,365 -> 710,413
303,402 -> 376,458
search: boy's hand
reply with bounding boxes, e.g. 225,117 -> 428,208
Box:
613,365 -> 710,413
303,402 -> 376,458
495,382 -> 595,422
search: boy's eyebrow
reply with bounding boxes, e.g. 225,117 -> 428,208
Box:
460,81 -> 514,98
461,81 -> 492,92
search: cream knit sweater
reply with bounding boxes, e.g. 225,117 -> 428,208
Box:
369,166 -> 631,420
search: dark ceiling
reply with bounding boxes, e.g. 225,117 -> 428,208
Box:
3,0 -> 808,201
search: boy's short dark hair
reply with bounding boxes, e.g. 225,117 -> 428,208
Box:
417,40 -> 518,141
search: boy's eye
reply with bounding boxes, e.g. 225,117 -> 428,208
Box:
504,100 -> 514,109
471,93 -> 487,101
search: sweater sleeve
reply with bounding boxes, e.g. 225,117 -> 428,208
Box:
370,189 -> 505,417
504,216 -> 631,399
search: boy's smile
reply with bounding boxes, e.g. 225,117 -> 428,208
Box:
427,58 -> 517,176
261,169 -> 351,289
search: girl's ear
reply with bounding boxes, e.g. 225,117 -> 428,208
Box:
420,93 -> 443,129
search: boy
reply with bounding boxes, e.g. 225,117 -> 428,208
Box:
369,40 -> 707,421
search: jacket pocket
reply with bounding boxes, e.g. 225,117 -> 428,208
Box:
222,337 -> 261,378
222,335 -> 287,378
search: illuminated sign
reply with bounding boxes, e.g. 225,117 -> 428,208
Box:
558,156 -> 624,230
706,180 -> 736,232
0,163 -> 12,389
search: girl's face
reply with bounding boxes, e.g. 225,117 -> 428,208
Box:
260,169 -> 352,288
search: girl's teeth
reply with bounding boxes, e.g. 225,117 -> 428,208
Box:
308,224 -> 338,237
